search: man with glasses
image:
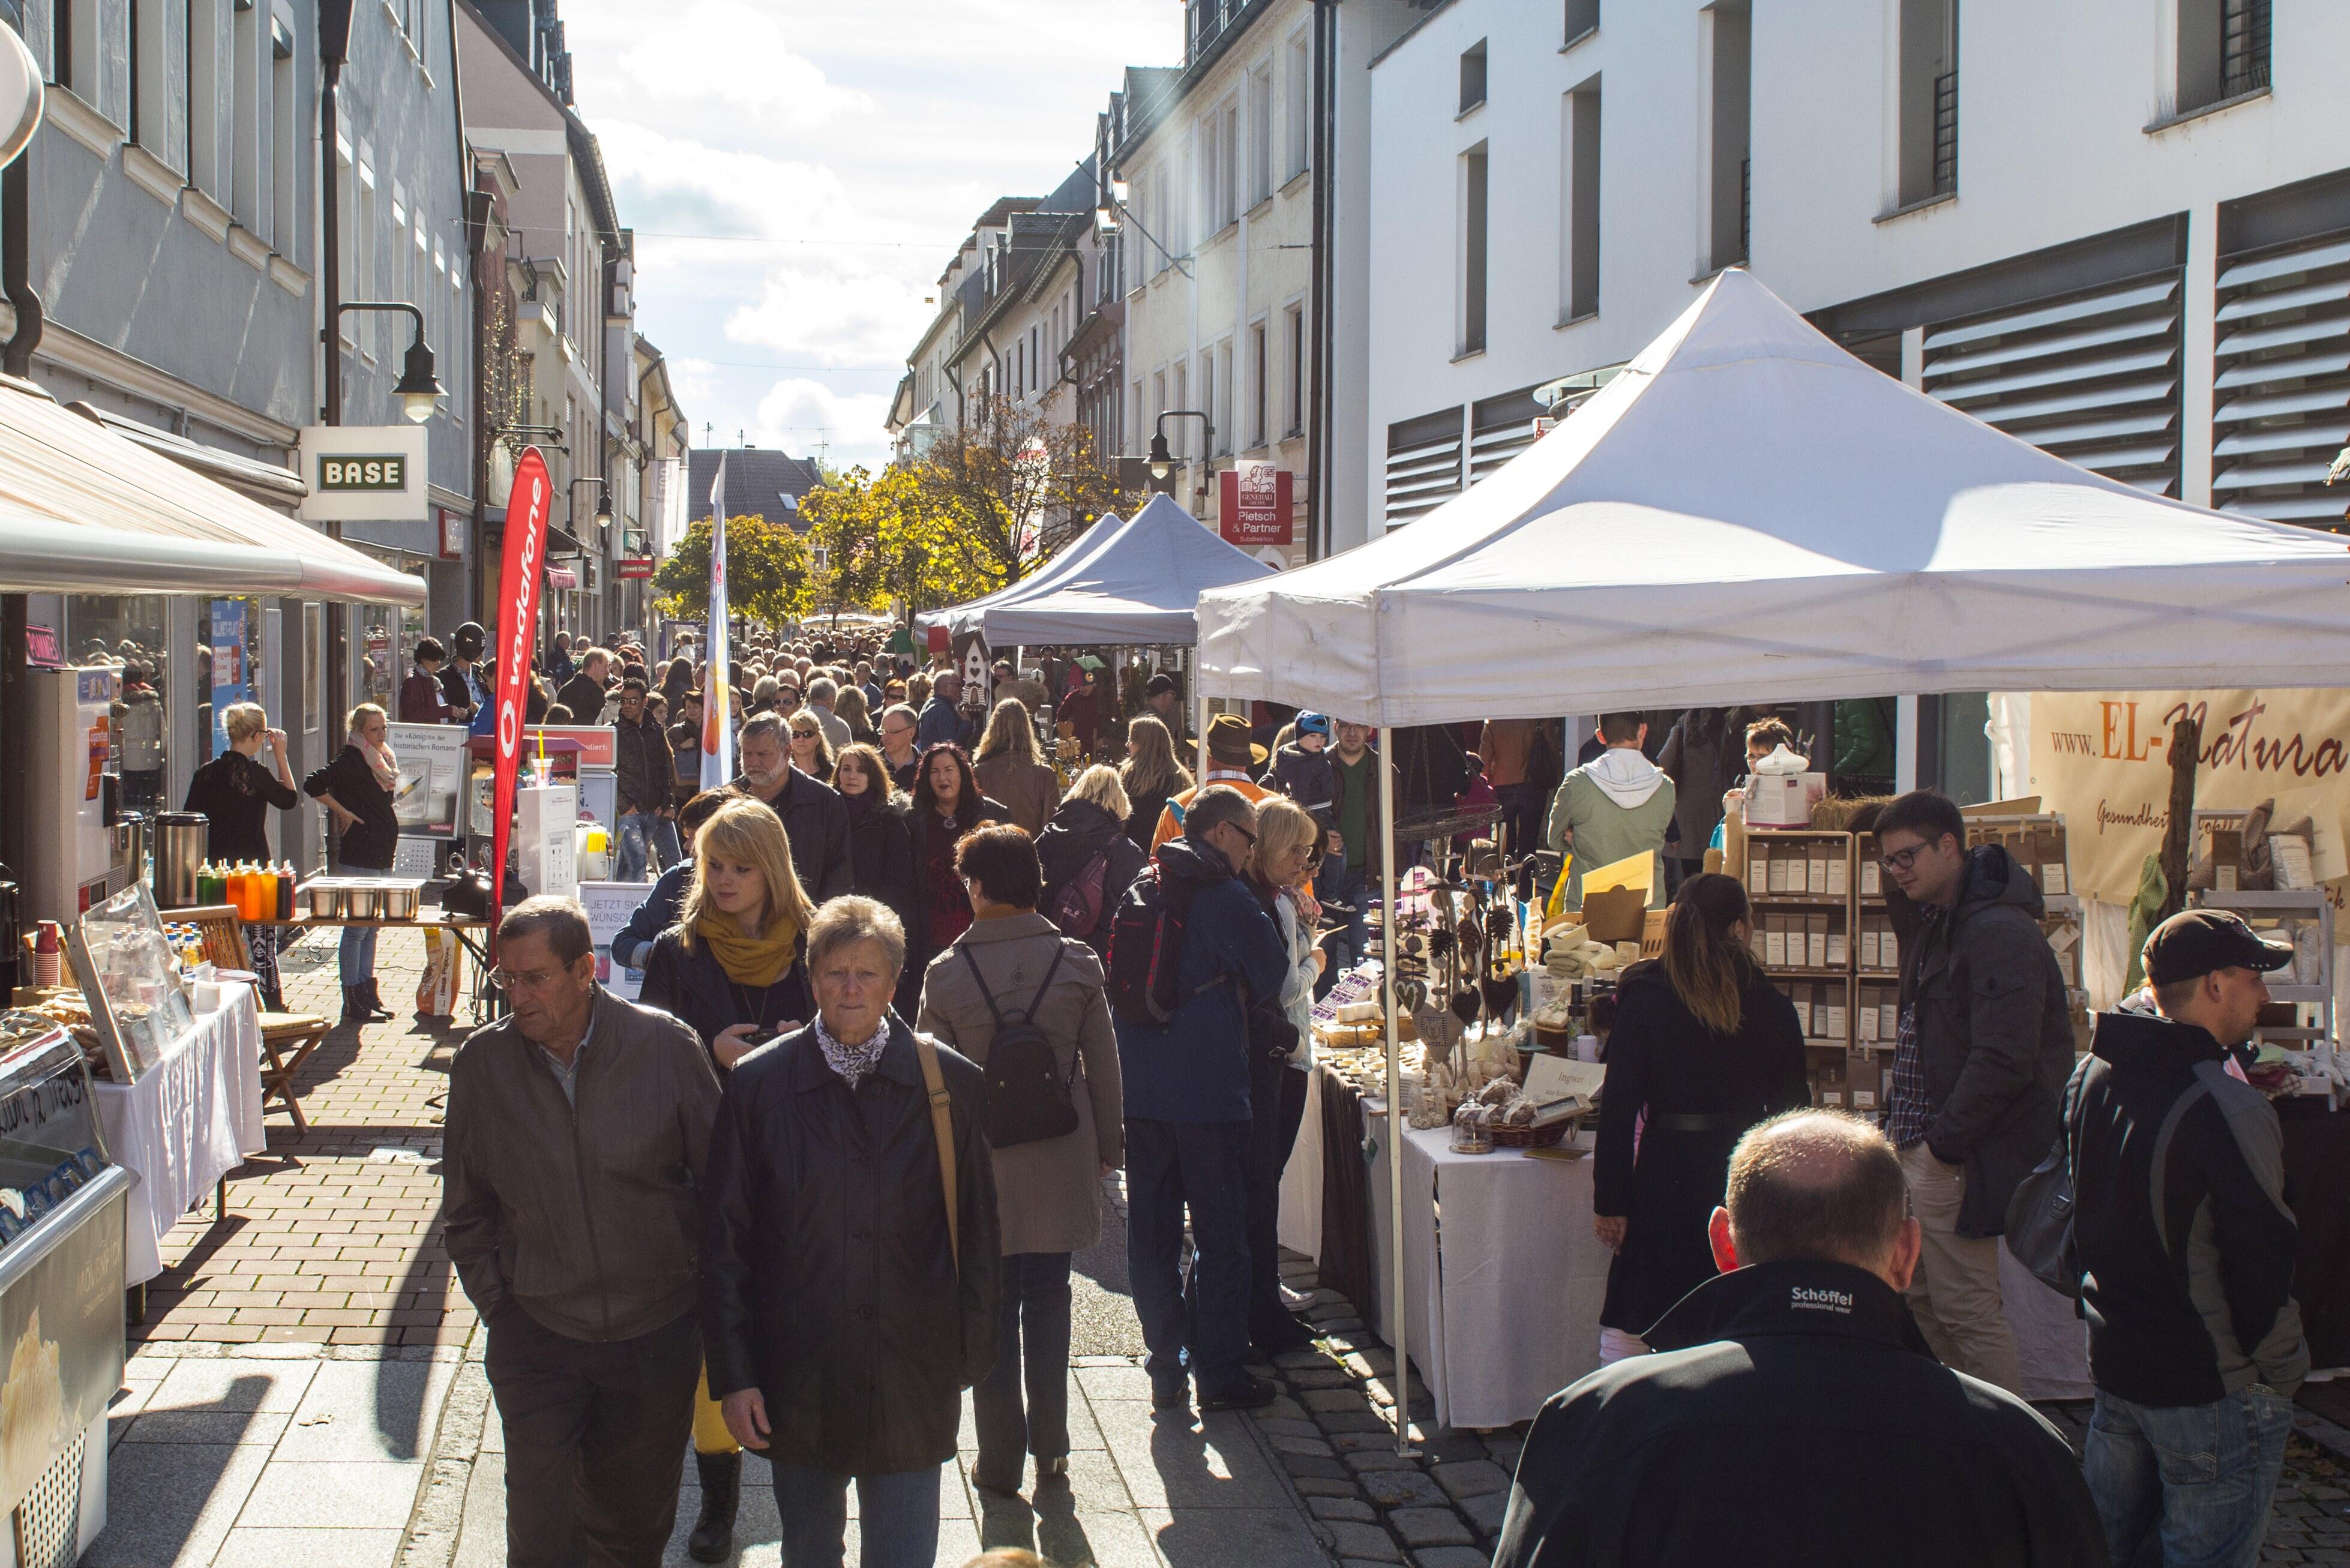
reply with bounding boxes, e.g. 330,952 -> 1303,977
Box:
443,897 -> 722,1567
1116,786 -> 1290,1413
877,702 -> 923,792
1873,789 -> 2073,1395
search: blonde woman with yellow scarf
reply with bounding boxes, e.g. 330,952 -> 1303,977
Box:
636,794 -> 816,1561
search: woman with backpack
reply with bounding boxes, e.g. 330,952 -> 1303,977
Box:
916,824 -> 1122,1500
1243,797 -> 1325,1354
1035,765 -> 1147,964
1590,871 -> 1809,1365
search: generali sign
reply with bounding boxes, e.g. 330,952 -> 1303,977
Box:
1218,461 -> 1293,547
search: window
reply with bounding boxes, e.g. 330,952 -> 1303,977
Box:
1285,31 -> 1311,179
1152,369 -> 1167,447
131,0 -> 185,168
356,156 -> 377,356
1459,143 -> 1488,356
1563,81 -> 1601,321
230,0 -> 259,229
334,125 -> 354,343
1248,320 -> 1269,448
65,0 -> 129,124
1459,40 -> 1488,115
1249,63 -> 1273,206
190,0 -> 223,196
1198,350 -> 1215,454
1707,2 -> 1751,271
1173,361 -> 1188,455
1222,98 -> 1239,226
2178,0 -> 2270,115
271,19 -> 296,251
1896,0 -> 1958,205
1029,325 -> 1041,392
391,186 -> 409,304
1284,303 -> 1306,437
1198,114 -> 1219,236
1564,0 -> 1600,47
1217,341 -> 1234,454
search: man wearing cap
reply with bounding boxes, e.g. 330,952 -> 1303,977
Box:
2071,909 -> 2308,1568
1151,714 -> 1276,853
1144,672 -> 1186,740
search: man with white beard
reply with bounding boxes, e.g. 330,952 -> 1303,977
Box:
728,713 -> 854,901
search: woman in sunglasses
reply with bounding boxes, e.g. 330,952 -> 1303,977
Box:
786,707 -> 838,784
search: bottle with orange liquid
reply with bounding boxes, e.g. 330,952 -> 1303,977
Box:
250,862 -> 277,924
224,862 -> 248,921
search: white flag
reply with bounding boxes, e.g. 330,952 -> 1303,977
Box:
700,455 -> 733,790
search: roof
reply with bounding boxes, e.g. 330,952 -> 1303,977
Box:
0,378 -> 425,604
689,448 -> 822,532
1197,268 -> 2350,722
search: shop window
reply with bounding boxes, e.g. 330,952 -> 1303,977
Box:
65,596 -> 170,817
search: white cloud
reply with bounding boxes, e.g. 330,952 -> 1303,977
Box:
754,379 -> 896,471
556,0 -> 1182,466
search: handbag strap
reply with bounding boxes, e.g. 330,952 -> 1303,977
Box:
912,1031 -> 959,1273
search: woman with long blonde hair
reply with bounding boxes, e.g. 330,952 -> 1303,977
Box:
1118,715 -> 1193,852
302,701 -> 402,1022
1588,873 -> 1808,1363
973,697 -> 1057,836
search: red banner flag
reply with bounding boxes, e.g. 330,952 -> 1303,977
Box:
489,448 -> 553,957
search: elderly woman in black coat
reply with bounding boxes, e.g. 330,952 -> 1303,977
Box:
1591,873 -> 1809,1363
702,895 -> 999,1568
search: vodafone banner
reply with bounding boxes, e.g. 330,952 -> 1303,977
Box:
490,448 -> 553,951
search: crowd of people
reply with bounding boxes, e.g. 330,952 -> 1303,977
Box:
404,637 -> 2312,1567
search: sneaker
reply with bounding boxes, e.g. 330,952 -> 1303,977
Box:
1198,1374 -> 1279,1412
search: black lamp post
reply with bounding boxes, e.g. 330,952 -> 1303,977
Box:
325,302 -> 444,425
1147,409 -> 1213,494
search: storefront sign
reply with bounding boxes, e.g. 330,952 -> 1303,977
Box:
438,506 -> 466,561
2024,688 -> 2350,904
489,449 -> 553,948
295,425 -> 430,523
617,558 -> 654,580
23,623 -> 59,665
1218,463 -> 1293,547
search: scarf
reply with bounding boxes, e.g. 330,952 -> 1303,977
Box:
814,1012 -> 891,1090
694,905 -> 801,988
356,734 -> 400,792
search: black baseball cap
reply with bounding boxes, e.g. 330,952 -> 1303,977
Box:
2142,909 -> 2294,987
1145,673 -> 1179,697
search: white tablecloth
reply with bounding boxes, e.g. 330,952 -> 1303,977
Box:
92,985 -> 267,1285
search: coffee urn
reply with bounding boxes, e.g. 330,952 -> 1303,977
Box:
152,811 -> 208,910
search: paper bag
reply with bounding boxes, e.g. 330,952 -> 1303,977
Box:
1581,886 -> 1648,946
1582,849 -> 1655,895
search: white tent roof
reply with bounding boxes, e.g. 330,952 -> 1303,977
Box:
955,494 -> 1274,647
1196,270 -> 2350,727
918,510 -> 1126,637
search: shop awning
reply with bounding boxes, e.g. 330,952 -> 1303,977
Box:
1197,269 -> 2350,723
545,564 -> 579,591
0,376 -> 427,605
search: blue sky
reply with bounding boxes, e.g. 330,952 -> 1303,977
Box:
558,0 -> 1183,474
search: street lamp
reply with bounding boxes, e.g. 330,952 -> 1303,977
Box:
1149,409 -> 1213,484
569,478 -> 613,532
331,301 -> 443,422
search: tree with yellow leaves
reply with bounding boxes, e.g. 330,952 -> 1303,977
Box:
650,513 -> 810,628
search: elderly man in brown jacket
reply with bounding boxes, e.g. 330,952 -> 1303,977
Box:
919,823 -> 1124,1498
443,897 -> 721,1568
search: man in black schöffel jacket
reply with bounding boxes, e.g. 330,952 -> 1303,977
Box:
1877,788 -> 2075,1395
1494,1110 -> 2104,1568
2073,910 -> 2308,1568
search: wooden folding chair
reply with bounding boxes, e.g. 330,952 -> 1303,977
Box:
179,905 -> 329,1133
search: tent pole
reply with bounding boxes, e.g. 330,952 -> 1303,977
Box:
1195,666 -> 1209,782
1378,723 -> 1414,1455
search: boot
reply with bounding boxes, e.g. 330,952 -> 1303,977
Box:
340,986 -> 370,1026
687,1450 -> 740,1564
362,980 -> 394,1021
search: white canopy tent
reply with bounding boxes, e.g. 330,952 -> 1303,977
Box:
936,494 -> 1276,647
1197,269 -> 2350,724
1194,269 -> 2350,1451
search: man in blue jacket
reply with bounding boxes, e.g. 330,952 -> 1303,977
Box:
1117,786 -> 1289,1413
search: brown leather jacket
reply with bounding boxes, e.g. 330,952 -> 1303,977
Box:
443,987 -> 722,1342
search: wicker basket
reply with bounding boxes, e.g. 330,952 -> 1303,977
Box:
1491,1120 -> 1570,1150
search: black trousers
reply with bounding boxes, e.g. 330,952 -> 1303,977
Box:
1248,1054 -> 1311,1343
484,1306 -> 702,1568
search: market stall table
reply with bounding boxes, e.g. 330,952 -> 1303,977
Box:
279,908 -> 498,1020
92,981 -> 265,1287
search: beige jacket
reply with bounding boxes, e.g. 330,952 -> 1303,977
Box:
973,752 -> 1060,838
918,912 -> 1123,1257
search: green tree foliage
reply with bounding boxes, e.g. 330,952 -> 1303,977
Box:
651,512 -> 810,628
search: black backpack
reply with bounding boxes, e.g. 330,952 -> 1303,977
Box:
1105,862 -> 1208,1026
963,944 -> 1079,1148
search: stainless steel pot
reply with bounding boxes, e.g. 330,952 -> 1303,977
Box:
153,812 -> 206,893
344,885 -> 382,921
379,885 -> 420,921
305,881 -> 343,919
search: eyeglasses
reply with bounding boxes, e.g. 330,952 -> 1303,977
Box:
1226,822 -> 1258,846
488,965 -> 571,993
1879,844 -> 1931,873
792,730 -> 819,740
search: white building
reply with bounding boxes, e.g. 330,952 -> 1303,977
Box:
1357,0 -> 2340,558
1113,0 -> 1425,566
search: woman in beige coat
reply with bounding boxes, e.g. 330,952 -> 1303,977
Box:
972,697 -> 1060,837
917,823 -> 1122,1499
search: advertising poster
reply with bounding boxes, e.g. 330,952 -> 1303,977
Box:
385,722 -> 467,838
208,598 -> 250,758
2023,688 -> 2350,904
578,880 -> 645,1000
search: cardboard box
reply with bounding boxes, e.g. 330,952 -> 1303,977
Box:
1860,857 -> 1881,897
1826,998 -> 1847,1039
1767,847 -> 1790,894
1881,1000 -> 1900,1040
1807,849 -> 1829,895
1750,924 -> 1770,963
1860,927 -> 1880,970
1826,853 -> 1849,897
1826,930 -> 1849,968
1582,886 -> 1648,945
1748,851 -> 1770,897
1747,771 -> 1827,828
1857,990 -> 1880,1042
1807,915 -> 1829,970
1764,921 -> 1787,969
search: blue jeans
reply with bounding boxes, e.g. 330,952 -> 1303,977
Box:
1317,855 -> 1371,973
1125,1117 -> 1254,1395
2084,1384 -> 2295,1568
331,856 -> 379,987
613,811 -> 679,882
972,1252 -> 1073,1492
771,1460 -> 939,1568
